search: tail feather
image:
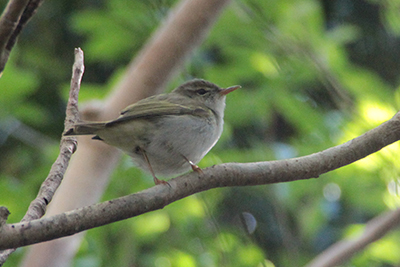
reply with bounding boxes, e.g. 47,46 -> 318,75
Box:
64,122 -> 106,136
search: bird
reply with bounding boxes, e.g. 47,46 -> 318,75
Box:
64,79 -> 240,185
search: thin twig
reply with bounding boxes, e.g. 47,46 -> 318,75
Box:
0,48 -> 84,266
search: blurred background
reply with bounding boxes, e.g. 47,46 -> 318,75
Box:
1,0 -> 400,266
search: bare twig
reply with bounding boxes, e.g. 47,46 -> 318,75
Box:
0,48 -> 84,266
23,48 -> 83,220
305,208 -> 400,267
1,110 -> 400,250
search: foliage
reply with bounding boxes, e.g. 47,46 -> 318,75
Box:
1,0 -> 400,266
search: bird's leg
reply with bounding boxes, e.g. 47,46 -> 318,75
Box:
139,147 -> 169,185
181,154 -> 203,174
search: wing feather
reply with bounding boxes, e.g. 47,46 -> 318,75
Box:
107,97 -> 209,126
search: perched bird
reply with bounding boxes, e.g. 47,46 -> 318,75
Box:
64,79 -> 240,185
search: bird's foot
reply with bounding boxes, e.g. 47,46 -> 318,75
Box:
189,161 -> 203,174
154,176 -> 171,187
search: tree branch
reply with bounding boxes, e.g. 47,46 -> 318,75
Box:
0,0 -> 29,52
0,48 -> 83,265
1,110 -> 400,250
305,208 -> 400,267
0,0 -> 44,75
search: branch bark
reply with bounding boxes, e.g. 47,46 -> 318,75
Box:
1,110 -> 400,250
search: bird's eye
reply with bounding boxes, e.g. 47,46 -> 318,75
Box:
196,88 -> 207,95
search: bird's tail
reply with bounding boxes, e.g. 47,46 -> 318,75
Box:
64,122 -> 107,136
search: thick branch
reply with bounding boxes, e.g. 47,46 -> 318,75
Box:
0,48 -> 83,265
1,111 -> 400,250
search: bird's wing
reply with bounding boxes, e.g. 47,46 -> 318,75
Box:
107,98 -> 209,126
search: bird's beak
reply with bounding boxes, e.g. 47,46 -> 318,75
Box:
220,85 -> 241,95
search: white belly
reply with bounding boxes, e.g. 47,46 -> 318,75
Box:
131,114 -> 223,177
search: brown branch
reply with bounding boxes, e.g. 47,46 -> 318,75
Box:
305,208 -> 400,267
0,48 -> 83,266
1,110 -> 400,250
0,0 -> 44,75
